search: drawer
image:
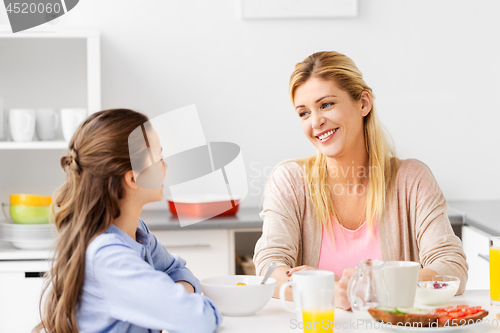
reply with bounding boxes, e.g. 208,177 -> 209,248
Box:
153,229 -> 233,281
0,260 -> 50,333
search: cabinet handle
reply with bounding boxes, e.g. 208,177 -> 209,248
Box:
478,253 -> 489,262
163,244 -> 211,249
25,272 -> 46,278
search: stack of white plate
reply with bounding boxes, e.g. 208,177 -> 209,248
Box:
0,220 -> 56,250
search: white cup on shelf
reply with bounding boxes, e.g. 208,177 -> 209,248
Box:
35,108 -> 59,141
9,108 -> 36,142
61,108 -> 87,142
0,98 -> 6,141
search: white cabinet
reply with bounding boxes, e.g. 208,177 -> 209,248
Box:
154,229 -> 235,282
0,260 -> 50,333
0,25 -> 101,150
461,225 -> 490,290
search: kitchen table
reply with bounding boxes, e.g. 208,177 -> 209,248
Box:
214,290 -> 500,332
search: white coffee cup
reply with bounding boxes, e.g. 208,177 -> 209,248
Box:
383,261 -> 421,307
61,108 -> 87,141
9,108 -> 36,142
279,270 -> 335,313
35,108 -> 59,141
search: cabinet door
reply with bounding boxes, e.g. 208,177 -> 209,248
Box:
461,225 -> 490,290
0,260 -> 50,333
153,229 -> 232,281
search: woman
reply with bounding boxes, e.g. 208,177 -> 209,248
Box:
253,51 -> 468,310
35,109 -> 221,333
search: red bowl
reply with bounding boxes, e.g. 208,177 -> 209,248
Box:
168,199 -> 240,217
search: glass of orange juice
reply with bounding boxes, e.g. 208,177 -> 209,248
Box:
490,237 -> 500,306
301,289 -> 335,333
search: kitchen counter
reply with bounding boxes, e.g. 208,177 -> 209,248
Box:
142,207 -> 262,231
0,240 -> 52,260
144,206 -> 465,231
448,200 -> 500,236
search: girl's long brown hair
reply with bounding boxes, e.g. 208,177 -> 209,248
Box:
34,109 -> 148,333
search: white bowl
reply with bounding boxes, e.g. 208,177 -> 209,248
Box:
11,239 -> 54,250
415,275 -> 460,305
200,275 -> 276,316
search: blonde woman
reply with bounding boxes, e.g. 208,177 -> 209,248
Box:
35,109 -> 221,333
253,51 -> 468,310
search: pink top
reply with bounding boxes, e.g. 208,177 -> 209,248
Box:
318,220 -> 382,277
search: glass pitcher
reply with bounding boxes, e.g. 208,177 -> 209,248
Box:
347,259 -> 390,319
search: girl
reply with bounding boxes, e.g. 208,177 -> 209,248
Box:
253,51 -> 468,309
35,109 -> 221,333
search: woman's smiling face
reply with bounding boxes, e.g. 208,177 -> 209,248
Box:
293,77 -> 371,159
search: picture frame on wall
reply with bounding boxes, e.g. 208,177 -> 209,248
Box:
241,0 -> 358,19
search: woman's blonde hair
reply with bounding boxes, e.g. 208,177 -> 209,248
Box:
34,109 -> 149,333
289,51 -> 398,236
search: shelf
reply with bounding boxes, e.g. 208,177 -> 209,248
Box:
0,141 -> 68,150
0,240 -> 52,261
0,25 -> 99,38
0,25 -> 101,150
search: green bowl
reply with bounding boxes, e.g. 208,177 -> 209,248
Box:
10,205 -> 50,224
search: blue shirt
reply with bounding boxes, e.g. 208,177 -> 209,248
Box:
77,219 -> 222,333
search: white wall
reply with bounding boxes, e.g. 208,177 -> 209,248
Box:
1,0 -> 499,208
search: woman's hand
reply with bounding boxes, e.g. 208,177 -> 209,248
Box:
335,268 -> 356,310
285,265 -> 318,278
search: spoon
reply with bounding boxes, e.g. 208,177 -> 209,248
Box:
261,262 -> 278,285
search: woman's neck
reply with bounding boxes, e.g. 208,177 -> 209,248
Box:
112,198 -> 142,240
326,148 -> 369,186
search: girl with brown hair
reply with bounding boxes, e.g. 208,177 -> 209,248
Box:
34,109 -> 221,333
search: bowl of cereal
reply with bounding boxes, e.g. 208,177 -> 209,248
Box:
200,275 -> 276,316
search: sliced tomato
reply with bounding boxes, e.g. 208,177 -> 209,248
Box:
459,310 -> 487,325
448,312 -> 465,319
437,315 -> 450,326
435,306 -> 462,313
462,308 -> 480,316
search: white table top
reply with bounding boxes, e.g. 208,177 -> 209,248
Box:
216,290 -> 500,332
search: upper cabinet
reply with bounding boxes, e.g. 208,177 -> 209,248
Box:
0,25 -> 100,150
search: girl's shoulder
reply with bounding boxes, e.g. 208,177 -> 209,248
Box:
86,231 -> 126,259
86,224 -> 141,261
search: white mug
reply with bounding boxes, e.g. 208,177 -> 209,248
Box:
280,270 -> 335,313
61,108 -> 87,141
36,108 -> 59,141
9,108 -> 36,142
383,261 -> 421,307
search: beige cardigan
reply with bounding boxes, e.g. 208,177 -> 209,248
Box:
253,159 -> 468,294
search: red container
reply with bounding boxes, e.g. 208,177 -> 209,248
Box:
168,198 -> 240,217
